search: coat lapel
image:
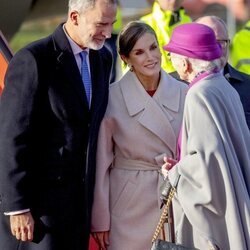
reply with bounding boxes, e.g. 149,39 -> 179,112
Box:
89,49 -> 106,113
52,24 -> 89,108
120,70 -> 179,153
57,52 -> 89,107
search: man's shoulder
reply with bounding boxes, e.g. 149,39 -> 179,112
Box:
21,24 -> 64,56
15,34 -> 53,61
225,64 -> 250,85
7,35 -> 52,68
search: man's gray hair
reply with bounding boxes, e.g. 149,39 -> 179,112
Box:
68,0 -> 117,13
195,15 -> 229,37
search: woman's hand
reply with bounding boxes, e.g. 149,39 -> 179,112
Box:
92,231 -> 109,250
161,157 -> 177,178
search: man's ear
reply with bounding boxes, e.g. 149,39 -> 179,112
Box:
70,11 -> 79,25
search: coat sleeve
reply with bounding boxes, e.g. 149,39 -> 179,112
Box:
91,116 -> 114,232
0,48 -> 40,212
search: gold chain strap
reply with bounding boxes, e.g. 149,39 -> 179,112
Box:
151,187 -> 176,243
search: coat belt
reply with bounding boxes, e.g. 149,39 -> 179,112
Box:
112,156 -> 161,171
112,156 -> 164,208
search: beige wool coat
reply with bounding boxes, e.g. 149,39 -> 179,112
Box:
168,73 -> 250,250
91,70 -> 187,250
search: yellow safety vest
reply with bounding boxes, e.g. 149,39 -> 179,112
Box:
113,6 -> 122,34
141,2 -> 191,73
231,20 -> 250,75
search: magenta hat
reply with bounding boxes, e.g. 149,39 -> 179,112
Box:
163,23 -> 222,60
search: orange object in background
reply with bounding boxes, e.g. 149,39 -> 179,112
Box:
0,51 -> 8,94
0,31 -> 13,95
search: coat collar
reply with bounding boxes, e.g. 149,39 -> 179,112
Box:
120,70 -> 182,153
156,70 -> 183,112
120,69 -> 181,116
224,63 -> 245,83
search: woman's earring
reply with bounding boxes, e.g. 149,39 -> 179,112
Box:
128,64 -> 134,72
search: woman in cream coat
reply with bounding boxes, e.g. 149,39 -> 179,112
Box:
91,21 -> 187,250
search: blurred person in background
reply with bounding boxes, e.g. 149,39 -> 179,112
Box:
141,0 -> 191,73
0,0 -> 117,249
231,19 -> 250,75
196,15 -> 250,129
91,21 -> 187,250
104,0 -> 122,82
162,22 -> 250,250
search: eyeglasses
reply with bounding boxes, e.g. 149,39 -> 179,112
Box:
167,52 -> 180,62
217,39 -> 230,48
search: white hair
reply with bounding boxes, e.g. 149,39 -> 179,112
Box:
68,0 -> 95,13
188,57 -> 221,73
174,54 -> 221,74
68,0 -> 117,13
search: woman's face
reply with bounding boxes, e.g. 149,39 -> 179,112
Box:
170,54 -> 188,81
125,33 -> 161,79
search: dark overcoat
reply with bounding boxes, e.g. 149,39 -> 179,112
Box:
0,24 -> 112,250
224,63 -> 250,129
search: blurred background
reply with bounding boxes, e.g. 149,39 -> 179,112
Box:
0,0 -> 249,52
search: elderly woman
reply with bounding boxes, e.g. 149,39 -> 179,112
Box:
162,23 -> 250,250
91,21 -> 187,250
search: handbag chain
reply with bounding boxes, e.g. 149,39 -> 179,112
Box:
152,187 -> 176,243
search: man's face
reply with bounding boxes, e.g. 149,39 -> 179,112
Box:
75,0 -> 117,50
213,24 -> 230,68
157,0 -> 183,11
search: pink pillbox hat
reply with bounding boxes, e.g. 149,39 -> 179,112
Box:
163,23 -> 222,60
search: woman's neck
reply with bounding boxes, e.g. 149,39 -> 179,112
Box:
137,72 -> 161,91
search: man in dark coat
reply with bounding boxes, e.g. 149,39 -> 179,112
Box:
196,15 -> 250,129
0,0 -> 117,249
